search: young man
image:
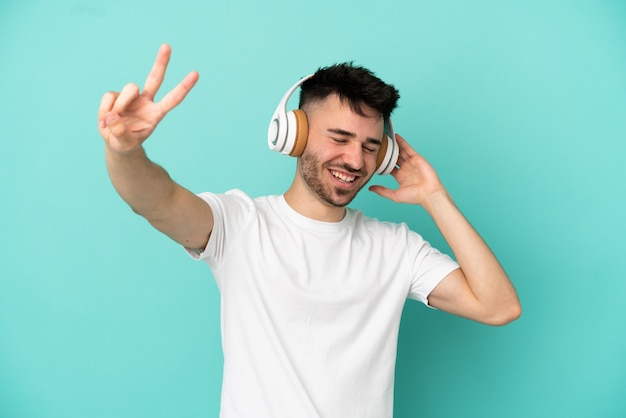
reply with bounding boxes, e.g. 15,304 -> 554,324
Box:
98,44 -> 521,418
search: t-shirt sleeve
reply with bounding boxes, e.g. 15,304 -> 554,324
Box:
184,189 -> 254,267
406,230 -> 459,308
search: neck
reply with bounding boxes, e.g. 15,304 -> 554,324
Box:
283,180 -> 347,222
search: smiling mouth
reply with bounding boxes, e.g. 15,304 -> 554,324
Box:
330,169 -> 357,183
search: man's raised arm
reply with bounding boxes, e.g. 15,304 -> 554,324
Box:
369,134 -> 521,326
97,44 -> 213,250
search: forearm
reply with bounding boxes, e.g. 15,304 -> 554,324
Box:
424,190 -> 521,322
105,145 -> 176,221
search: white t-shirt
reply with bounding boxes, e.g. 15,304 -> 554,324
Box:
188,189 -> 459,418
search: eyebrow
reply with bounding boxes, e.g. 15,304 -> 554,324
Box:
327,128 -> 382,145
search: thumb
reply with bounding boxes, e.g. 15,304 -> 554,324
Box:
102,112 -> 128,139
99,111 -> 140,152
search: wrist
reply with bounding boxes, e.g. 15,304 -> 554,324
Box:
421,189 -> 455,215
105,144 -> 154,178
105,142 -> 146,160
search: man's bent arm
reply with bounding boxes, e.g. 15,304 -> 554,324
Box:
369,134 -> 521,325
423,191 -> 521,325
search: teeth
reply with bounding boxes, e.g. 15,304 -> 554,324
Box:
331,170 -> 356,183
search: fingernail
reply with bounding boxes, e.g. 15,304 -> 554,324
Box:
105,113 -> 118,125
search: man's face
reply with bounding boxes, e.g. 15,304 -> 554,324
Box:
298,94 -> 384,208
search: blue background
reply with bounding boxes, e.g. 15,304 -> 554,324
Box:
1,0 -> 625,417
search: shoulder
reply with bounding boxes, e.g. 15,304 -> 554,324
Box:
348,208 -> 411,236
348,209 -> 423,252
198,189 -> 278,212
199,190 -> 291,231
197,188 -> 252,206
348,209 -> 437,253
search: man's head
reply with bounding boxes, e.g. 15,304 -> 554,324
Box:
292,63 -> 400,211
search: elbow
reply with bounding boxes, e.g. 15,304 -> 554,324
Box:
487,301 -> 522,326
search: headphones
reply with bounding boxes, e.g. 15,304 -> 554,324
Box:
267,74 -> 399,175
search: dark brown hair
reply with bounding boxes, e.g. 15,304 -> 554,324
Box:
298,62 -> 400,120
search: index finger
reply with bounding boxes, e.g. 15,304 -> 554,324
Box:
143,44 -> 172,100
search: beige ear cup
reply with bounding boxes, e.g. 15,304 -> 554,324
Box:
289,109 -> 309,157
375,134 -> 389,171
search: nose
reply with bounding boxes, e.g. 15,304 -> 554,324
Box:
341,142 -> 364,171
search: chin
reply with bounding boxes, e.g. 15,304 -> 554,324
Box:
328,188 -> 361,207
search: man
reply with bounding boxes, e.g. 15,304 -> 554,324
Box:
98,44 -> 521,418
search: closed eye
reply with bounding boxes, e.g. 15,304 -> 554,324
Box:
327,128 -> 381,154
331,137 -> 348,144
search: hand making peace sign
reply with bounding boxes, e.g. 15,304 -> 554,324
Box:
97,44 -> 199,153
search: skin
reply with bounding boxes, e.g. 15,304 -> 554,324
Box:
370,137 -> 521,325
99,44 -> 521,326
98,44 -> 212,249
283,95 -> 383,221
